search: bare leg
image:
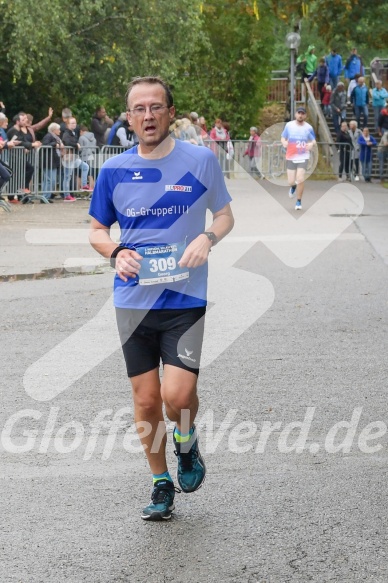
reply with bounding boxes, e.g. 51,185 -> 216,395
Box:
295,168 -> 306,200
130,368 -> 167,475
287,168 -> 297,186
161,364 -> 199,434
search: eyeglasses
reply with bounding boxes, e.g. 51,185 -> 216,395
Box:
128,105 -> 169,117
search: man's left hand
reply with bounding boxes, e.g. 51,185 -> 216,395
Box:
178,235 -> 212,269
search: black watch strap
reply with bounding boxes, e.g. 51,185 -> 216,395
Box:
110,245 -> 129,268
203,231 -> 218,246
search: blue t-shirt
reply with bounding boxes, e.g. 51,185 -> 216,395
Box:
89,140 -> 232,309
281,121 -> 316,162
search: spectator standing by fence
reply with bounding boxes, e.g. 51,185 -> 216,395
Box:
79,125 -> 97,190
337,120 -> 353,182
358,127 -> 376,182
41,122 -> 63,202
91,106 -> 113,147
26,107 -> 53,142
244,126 -> 261,177
106,113 -> 127,145
62,117 -> 90,201
7,112 -> 40,199
348,120 -> 362,181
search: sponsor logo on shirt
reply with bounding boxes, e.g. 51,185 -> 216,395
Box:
132,172 -> 143,180
165,184 -> 193,192
126,205 -> 189,217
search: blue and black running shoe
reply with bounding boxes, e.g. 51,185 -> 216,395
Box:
289,185 -> 297,198
141,480 -> 178,521
174,425 -> 206,493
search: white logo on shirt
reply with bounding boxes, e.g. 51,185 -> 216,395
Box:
132,172 -> 143,180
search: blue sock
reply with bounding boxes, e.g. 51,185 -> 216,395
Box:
153,471 -> 173,485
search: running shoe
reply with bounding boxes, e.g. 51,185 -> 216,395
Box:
289,185 -> 297,198
64,195 -> 76,202
174,425 -> 206,493
81,185 -> 93,191
141,480 -> 177,521
295,200 -> 302,211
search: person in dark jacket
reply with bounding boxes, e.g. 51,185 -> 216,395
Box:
111,119 -> 138,148
62,117 -> 90,201
308,57 -> 329,101
41,123 -> 63,201
90,106 -> 114,147
7,112 -> 41,201
106,113 -> 127,145
337,121 -> 353,181
330,82 -> 347,134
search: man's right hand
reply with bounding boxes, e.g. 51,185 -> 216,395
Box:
114,249 -> 142,282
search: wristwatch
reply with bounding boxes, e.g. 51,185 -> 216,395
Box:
202,231 -> 218,246
110,245 -> 129,268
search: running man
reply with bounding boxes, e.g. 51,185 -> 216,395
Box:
88,76 -> 234,521
281,106 -> 316,210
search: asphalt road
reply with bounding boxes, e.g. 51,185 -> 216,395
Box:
1,177 -> 388,582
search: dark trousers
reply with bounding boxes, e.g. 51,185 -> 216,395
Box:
350,158 -> 360,176
339,148 -> 351,178
0,160 -> 12,192
25,160 -> 34,189
317,82 -> 326,101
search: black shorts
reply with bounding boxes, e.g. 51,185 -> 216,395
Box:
116,307 -> 206,378
286,160 -> 308,170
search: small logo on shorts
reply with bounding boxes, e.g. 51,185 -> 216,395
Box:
178,348 -> 196,363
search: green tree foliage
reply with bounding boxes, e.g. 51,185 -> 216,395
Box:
0,0 -> 386,132
269,0 -> 388,54
0,0 -> 204,122
0,0 -> 273,133
172,0 -> 273,134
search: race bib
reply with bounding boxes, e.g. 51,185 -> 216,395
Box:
136,241 -> 189,286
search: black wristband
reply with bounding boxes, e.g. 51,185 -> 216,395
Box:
110,246 -> 129,268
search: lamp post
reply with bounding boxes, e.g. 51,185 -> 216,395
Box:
285,32 -> 301,120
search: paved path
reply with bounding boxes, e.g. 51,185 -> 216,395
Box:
1,178 -> 388,582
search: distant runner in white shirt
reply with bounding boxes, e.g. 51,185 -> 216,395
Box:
281,107 -> 316,210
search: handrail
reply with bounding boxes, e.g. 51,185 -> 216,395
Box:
304,79 -> 337,175
304,79 -> 333,145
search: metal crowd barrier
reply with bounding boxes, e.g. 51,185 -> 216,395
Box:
204,139 -> 386,181
1,141 -> 386,207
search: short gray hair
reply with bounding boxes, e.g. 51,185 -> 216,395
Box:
0,112 -> 6,120
48,122 -> 60,132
